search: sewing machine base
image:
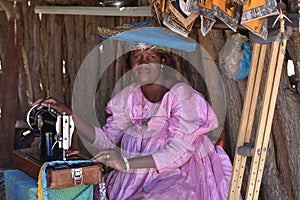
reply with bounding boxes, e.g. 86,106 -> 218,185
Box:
13,148 -> 42,180
13,148 -> 68,178
13,148 -> 102,189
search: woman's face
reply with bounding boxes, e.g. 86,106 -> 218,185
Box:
130,50 -> 164,85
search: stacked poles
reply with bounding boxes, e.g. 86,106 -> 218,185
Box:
229,3 -> 290,198
229,36 -> 288,200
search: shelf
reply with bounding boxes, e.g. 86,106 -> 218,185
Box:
34,6 -> 152,17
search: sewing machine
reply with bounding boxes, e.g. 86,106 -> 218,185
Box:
26,104 -> 75,161
55,113 -> 75,160
12,104 -> 104,193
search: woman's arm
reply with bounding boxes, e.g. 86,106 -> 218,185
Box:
93,148 -> 156,171
151,83 -> 218,173
41,97 -> 126,147
35,97 -> 96,143
71,113 -> 95,143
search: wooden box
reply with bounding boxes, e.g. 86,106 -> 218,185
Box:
13,148 -> 103,189
47,164 -> 102,189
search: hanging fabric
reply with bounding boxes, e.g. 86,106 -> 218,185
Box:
150,0 -> 280,40
152,0 -> 166,26
186,0 -> 216,36
211,0 -> 242,32
152,0 -> 199,37
167,0 -> 199,31
163,0 -> 199,37
241,0 -> 278,40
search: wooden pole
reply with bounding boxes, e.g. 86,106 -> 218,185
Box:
245,39 -> 287,200
228,43 -> 267,199
0,18 -> 23,168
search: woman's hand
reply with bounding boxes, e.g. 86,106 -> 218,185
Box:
93,148 -> 127,171
32,97 -> 72,115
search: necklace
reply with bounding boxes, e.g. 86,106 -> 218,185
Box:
138,84 -> 164,153
140,84 -> 164,128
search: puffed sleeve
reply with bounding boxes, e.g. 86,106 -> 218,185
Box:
91,86 -> 134,150
152,83 -> 218,172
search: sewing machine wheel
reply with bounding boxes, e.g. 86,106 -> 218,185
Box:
26,104 -> 57,133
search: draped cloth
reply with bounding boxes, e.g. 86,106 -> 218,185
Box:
155,0 -> 279,39
4,169 -> 93,200
92,82 -> 233,199
186,0 -> 216,36
163,0 -> 198,37
211,0 -> 242,32
241,0 -> 278,40
152,0 -> 199,37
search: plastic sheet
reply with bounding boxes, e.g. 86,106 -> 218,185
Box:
219,34 -> 251,80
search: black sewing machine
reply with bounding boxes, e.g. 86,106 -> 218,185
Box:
26,104 -> 75,162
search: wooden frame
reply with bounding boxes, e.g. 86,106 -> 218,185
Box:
229,39 -> 288,200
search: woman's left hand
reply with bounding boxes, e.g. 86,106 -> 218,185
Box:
92,148 -> 126,171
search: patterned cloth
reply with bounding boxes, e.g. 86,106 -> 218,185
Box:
211,0 -> 242,32
168,0 -> 279,39
163,0 -> 198,37
4,169 -> 93,200
186,0 -> 216,36
98,1 -> 279,39
91,82 -> 233,199
241,0 -> 278,40
152,0 -> 199,37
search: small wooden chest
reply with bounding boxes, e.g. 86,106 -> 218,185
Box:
46,163 -> 102,189
13,148 -> 103,189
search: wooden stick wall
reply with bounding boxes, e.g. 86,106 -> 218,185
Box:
1,1 -> 300,199
0,1 -> 206,166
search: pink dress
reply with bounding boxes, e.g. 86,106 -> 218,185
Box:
92,82 -> 232,200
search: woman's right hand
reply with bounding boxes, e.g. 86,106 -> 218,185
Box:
32,97 -> 97,144
32,97 -> 72,115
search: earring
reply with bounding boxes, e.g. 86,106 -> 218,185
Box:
130,71 -> 135,82
161,64 -> 164,72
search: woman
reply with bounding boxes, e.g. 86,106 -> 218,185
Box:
36,45 -> 232,199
